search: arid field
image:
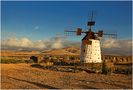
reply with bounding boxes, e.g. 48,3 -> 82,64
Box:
1,63 -> 132,89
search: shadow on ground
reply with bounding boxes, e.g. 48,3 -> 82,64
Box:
87,80 -> 130,89
9,77 -> 60,89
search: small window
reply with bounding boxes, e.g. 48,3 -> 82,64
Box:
83,49 -> 85,52
88,41 -> 92,45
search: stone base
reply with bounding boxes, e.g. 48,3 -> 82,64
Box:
80,63 -> 103,73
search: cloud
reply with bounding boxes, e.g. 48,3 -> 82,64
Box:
33,40 -> 47,49
1,36 -> 67,50
102,38 -> 132,49
2,37 -> 47,50
102,38 -> 120,48
34,26 -> 39,30
1,36 -> 132,55
101,38 -> 132,55
51,37 -> 63,49
19,38 -> 33,47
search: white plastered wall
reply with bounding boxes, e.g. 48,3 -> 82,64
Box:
81,39 -> 102,63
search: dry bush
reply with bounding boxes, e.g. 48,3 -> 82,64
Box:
102,62 -> 114,75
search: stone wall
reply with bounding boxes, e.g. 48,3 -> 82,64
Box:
101,55 -> 132,63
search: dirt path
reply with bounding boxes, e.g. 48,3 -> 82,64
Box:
1,64 -> 132,89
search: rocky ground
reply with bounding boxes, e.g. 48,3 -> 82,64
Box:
1,63 -> 132,89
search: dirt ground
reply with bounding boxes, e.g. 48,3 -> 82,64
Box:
1,63 -> 132,89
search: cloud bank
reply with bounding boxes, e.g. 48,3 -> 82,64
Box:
1,36 -> 132,55
101,38 -> 132,55
1,36 -> 79,50
2,37 -> 46,49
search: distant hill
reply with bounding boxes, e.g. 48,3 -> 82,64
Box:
1,50 -> 40,57
42,46 -> 80,56
1,46 -> 131,57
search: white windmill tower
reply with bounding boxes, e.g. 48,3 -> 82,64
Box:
65,12 -> 117,66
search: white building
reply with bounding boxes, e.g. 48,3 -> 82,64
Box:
81,39 -> 102,63
80,30 -> 102,63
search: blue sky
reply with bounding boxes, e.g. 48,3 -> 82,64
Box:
1,1 -> 132,41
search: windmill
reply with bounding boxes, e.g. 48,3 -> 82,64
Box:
65,12 -> 117,64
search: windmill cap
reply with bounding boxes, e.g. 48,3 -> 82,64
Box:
87,21 -> 95,26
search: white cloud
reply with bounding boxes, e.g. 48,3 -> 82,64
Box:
102,38 -> 120,48
51,39 -> 63,49
102,38 -> 132,49
1,36 -> 65,50
19,38 -> 33,47
2,37 -> 46,49
34,26 -> 39,30
3,37 -> 19,47
101,38 -> 132,55
50,37 -> 63,49
1,36 -> 132,55
33,40 -> 47,49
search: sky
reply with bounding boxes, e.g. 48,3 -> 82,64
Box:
2,1 -> 132,40
1,1 -> 132,55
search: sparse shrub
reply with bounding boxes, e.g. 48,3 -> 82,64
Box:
31,63 -> 44,69
30,56 -> 38,63
102,62 -> 112,75
31,63 -> 56,70
44,56 -> 49,61
125,68 -> 132,75
70,56 -> 75,60
24,60 -> 34,64
68,49 -> 77,53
